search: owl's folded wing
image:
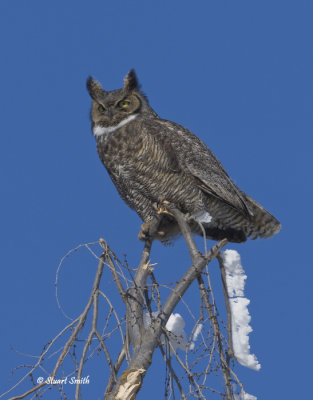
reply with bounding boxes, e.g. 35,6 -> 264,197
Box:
186,162 -> 254,218
157,120 -> 254,218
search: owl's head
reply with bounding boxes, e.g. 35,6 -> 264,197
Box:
86,70 -> 155,132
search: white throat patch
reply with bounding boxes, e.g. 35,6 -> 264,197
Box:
93,114 -> 137,137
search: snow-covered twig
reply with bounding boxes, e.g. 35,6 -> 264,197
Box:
220,250 -> 261,371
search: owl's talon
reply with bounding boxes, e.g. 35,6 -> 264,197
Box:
138,216 -> 163,241
157,205 -> 174,216
185,213 -> 192,221
138,222 -> 151,241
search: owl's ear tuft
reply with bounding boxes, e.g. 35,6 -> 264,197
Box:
86,77 -> 105,100
124,69 -> 139,91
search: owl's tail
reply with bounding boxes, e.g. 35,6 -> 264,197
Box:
242,194 -> 281,239
157,196 -> 281,244
192,194 -> 281,243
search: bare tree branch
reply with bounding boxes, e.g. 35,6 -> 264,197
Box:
5,215 -> 252,400
217,253 -> 234,363
159,345 -> 187,400
104,345 -> 127,398
106,205 -> 227,399
100,238 -> 127,301
197,274 -> 234,400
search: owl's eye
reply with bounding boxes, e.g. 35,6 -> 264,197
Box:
98,104 -> 105,112
118,100 -> 130,109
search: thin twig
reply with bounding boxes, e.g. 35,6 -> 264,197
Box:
164,335 -> 206,400
52,255 -> 105,378
98,290 -> 125,346
159,346 -> 187,400
7,254 -> 106,400
197,275 -> 234,400
100,239 -> 126,301
217,253 -> 234,363
55,241 -> 99,321
104,345 -> 127,398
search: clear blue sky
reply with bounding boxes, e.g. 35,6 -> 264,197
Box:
0,1 -> 312,399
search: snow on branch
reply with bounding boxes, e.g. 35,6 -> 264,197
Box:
144,312 -> 203,352
144,312 -> 188,351
221,249 -> 261,371
234,391 -> 257,400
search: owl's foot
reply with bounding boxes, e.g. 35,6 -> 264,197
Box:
155,200 -> 175,217
138,216 -> 162,242
138,222 -> 152,241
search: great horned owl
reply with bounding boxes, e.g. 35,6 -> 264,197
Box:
87,70 -> 281,243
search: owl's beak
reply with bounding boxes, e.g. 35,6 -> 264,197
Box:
105,108 -> 113,119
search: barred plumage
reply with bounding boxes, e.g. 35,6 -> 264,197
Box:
87,70 -> 281,243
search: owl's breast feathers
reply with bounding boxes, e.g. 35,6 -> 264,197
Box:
95,117 -> 184,204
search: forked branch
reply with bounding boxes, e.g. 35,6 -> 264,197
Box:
106,204 -> 227,399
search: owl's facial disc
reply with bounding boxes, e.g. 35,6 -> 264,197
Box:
92,93 -> 141,128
